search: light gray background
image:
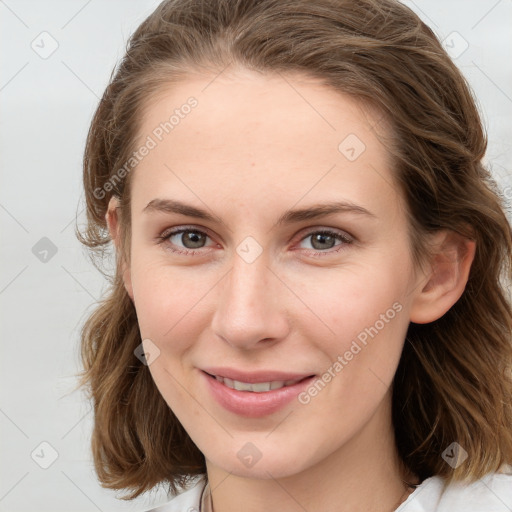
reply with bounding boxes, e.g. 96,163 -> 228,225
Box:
1,1 -> 511,511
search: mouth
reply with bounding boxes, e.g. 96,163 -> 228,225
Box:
200,369 -> 317,417
205,372 -> 313,393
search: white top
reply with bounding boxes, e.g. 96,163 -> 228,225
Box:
144,472 -> 512,511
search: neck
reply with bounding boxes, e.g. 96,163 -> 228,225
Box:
204,393 -> 418,512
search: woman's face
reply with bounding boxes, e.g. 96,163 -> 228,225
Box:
120,69 -> 428,479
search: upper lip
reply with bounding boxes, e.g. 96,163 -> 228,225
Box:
201,367 -> 315,383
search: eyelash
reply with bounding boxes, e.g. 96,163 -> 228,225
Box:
156,226 -> 354,257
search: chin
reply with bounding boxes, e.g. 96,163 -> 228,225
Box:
203,438 -> 316,480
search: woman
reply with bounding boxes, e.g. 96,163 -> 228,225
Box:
77,0 -> 512,510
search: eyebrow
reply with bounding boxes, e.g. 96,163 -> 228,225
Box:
142,198 -> 376,225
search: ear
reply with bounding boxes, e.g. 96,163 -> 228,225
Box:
105,196 -> 134,301
409,230 -> 476,324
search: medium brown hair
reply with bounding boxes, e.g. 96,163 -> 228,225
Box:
76,0 -> 512,500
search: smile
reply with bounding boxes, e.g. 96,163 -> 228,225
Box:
211,375 -> 305,392
201,369 -> 316,417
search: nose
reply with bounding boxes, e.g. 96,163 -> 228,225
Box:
210,250 -> 290,350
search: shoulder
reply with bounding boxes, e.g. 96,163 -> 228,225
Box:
142,477 -> 206,512
437,472 -> 512,511
398,470 -> 512,512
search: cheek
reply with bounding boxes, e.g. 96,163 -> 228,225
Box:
130,259 -> 219,353
131,241 -> 413,364
290,258 -> 411,353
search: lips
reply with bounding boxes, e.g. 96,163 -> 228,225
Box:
201,367 -> 313,384
211,374 -> 305,392
200,367 -> 316,417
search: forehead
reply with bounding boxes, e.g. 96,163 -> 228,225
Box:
130,69 -> 399,217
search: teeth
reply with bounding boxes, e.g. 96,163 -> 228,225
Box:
251,382 -> 271,392
214,375 -> 301,392
234,380 -> 253,391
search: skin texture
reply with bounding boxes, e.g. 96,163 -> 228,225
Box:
106,68 -> 476,512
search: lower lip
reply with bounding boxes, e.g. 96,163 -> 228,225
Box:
201,371 -> 316,418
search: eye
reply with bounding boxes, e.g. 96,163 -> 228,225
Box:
297,229 -> 353,255
156,226 -> 354,257
157,227 -> 215,255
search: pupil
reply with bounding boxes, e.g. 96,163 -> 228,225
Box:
183,231 -> 205,249
180,232 -> 336,250
312,233 -> 334,250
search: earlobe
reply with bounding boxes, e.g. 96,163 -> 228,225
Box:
105,196 -> 134,302
409,230 -> 476,324
105,196 -> 121,248
122,264 -> 135,302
